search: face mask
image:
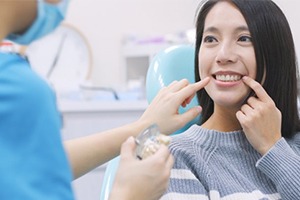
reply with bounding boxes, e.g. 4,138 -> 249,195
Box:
6,0 -> 69,45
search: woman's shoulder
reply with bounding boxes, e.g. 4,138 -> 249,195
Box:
170,124 -> 203,142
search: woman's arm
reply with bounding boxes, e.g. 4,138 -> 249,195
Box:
256,138 -> 300,199
64,78 -> 210,179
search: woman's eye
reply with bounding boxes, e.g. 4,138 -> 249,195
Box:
238,35 -> 252,42
203,36 -> 217,43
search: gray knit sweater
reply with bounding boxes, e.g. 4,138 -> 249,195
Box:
161,125 -> 300,200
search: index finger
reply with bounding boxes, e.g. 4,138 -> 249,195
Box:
242,76 -> 272,102
193,77 -> 210,91
178,77 -> 210,101
181,77 -> 210,105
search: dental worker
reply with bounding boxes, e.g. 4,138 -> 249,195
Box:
0,0 -> 209,199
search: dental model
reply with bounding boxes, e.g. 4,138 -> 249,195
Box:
135,124 -> 171,160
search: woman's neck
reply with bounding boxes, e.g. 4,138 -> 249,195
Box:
202,105 -> 242,132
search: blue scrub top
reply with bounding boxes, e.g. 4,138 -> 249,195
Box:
0,52 -> 74,200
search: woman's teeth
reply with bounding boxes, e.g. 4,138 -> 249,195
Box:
215,74 -> 242,82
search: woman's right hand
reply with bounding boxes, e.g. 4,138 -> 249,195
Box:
139,77 -> 210,135
109,137 -> 174,200
236,76 -> 282,155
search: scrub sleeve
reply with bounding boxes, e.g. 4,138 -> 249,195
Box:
0,53 -> 74,200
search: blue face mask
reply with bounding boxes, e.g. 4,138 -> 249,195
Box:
7,0 -> 69,45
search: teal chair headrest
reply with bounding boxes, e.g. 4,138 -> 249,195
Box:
146,44 -> 199,134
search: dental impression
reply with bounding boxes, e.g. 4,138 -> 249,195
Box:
135,124 -> 171,160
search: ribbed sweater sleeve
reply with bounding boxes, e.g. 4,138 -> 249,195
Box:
256,138 -> 300,200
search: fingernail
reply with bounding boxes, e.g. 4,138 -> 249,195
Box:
196,106 -> 202,112
127,136 -> 135,142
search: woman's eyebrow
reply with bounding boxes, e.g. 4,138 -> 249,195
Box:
203,26 -> 219,34
234,25 -> 250,33
203,25 -> 250,34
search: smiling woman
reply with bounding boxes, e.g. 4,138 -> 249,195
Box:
198,1 -> 257,127
161,0 -> 300,199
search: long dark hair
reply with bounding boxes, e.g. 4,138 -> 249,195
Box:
195,0 -> 300,138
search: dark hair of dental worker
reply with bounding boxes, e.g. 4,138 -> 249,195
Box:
195,0 -> 300,138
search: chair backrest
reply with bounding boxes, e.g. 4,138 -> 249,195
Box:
100,156 -> 120,200
146,44 -> 198,134
100,44 -> 197,200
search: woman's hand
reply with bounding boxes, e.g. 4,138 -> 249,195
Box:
139,77 -> 210,135
236,76 -> 282,155
109,137 -> 174,200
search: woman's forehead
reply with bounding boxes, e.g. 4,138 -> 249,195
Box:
204,1 -> 248,30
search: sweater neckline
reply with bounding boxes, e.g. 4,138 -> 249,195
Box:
185,125 -> 248,148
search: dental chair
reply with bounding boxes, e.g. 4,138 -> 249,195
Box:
99,44 -> 198,200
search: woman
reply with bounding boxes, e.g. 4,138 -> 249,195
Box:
0,0 -> 209,199
162,0 -> 300,199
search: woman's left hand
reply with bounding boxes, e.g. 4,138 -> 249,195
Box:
236,76 -> 282,155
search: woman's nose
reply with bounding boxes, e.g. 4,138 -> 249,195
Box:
215,42 -> 238,64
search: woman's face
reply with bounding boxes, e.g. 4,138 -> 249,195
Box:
199,1 -> 256,109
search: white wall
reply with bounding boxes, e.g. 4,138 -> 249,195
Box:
64,0 -> 300,89
64,0 -> 199,89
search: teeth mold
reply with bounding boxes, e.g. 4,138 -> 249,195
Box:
135,124 -> 171,160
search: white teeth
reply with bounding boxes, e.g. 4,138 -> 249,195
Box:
215,74 -> 242,82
